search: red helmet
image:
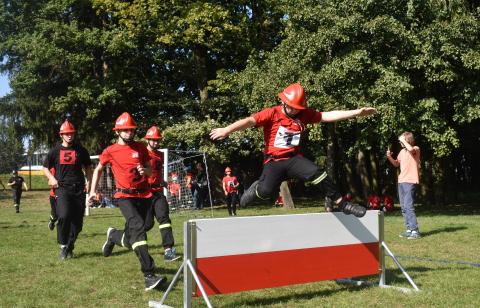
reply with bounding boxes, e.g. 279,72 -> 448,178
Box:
225,167 -> 231,173
145,126 -> 162,140
59,120 -> 76,134
278,83 -> 307,110
113,112 -> 137,131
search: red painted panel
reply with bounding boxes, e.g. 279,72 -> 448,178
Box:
195,242 -> 379,296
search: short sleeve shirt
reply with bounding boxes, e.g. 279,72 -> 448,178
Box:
252,105 -> 322,160
223,175 -> 238,193
9,176 -> 25,191
397,147 -> 420,184
147,149 -> 165,193
43,144 -> 91,185
99,141 -> 152,199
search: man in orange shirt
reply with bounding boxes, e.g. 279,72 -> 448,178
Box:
387,132 -> 421,239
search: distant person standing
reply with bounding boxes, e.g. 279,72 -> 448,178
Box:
387,132 -> 421,239
222,167 -> 239,216
43,120 -> 92,259
192,162 -> 208,210
144,125 -> 180,262
7,170 -> 28,213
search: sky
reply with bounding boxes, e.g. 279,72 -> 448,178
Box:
0,73 -> 11,97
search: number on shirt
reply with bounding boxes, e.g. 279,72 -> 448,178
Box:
273,126 -> 301,148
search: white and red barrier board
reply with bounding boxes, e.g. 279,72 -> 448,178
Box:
191,211 -> 380,295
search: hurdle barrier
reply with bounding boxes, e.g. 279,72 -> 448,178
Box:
149,211 -> 419,308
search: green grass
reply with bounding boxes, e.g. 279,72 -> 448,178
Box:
1,191 -> 479,307
0,173 -> 50,190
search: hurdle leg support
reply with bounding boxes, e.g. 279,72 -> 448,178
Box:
381,241 -> 420,292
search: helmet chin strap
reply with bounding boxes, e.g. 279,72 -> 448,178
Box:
61,135 -> 74,146
282,103 -> 298,119
148,140 -> 160,150
119,130 -> 136,143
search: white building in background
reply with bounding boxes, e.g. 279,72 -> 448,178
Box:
19,149 -> 48,175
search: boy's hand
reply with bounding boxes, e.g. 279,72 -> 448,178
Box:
48,178 -> 59,188
137,164 -> 146,176
386,149 -> 393,158
358,107 -> 377,117
210,127 -> 229,140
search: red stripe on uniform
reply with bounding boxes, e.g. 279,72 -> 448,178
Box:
195,242 -> 379,296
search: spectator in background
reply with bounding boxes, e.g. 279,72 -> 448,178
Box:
167,172 -> 181,209
222,167 -> 239,216
387,131 -> 421,239
192,162 -> 208,210
184,166 -> 194,206
7,170 -> 28,213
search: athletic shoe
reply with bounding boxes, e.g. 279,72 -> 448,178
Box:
240,180 -> 259,207
66,249 -> 74,259
164,248 -> 181,262
399,230 -> 412,238
102,227 -> 116,257
340,201 -> 367,217
144,274 -> 166,291
48,218 -> 56,231
59,246 -> 68,261
15,205 -> 19,213
408,231 -> 421,240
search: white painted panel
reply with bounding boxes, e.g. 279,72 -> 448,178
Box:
192,211 -> 379,258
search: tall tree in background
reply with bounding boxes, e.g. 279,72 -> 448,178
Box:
0,95 -> 26,172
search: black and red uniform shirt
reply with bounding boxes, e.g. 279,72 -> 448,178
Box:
99,142 -> 152,199
147,149 -> 165,193
8,175 -> 25,191
223,175 -> 239,193
43,144 -> 91,186
252,105 -> 322,163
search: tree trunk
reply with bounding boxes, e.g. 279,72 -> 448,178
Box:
280,181 -> 295,209
193,44 -> 208,113
356,150 -> 370,199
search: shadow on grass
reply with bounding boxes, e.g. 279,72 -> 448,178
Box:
420,226 -> 467,237
228,283 -> 371,307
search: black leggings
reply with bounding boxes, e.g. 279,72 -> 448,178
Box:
112,197 -> 155,275
257,155 -> 342,201
55,186 -> 85,251
12,189 -> 22,205
145,192 -> 174,249
226,192 -> 238,214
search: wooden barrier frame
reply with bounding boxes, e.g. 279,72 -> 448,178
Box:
149,211 -> 419,308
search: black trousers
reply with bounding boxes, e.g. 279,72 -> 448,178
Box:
112,197 -> 155,275
49,196 -> 58,220
12,189 -> 22,205
55,186 -> 85,252
257,155 -> 342,201
225,192 -> 238,215
145,192 -> 174,249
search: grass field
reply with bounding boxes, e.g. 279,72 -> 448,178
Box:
0,173 -> 50,190
1,191 -> 479,307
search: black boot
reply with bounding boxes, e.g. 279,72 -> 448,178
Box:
240,180 -> 259,207
144,274 -> 166,291
340,200 -> 367,217
59,246 -> 68,261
